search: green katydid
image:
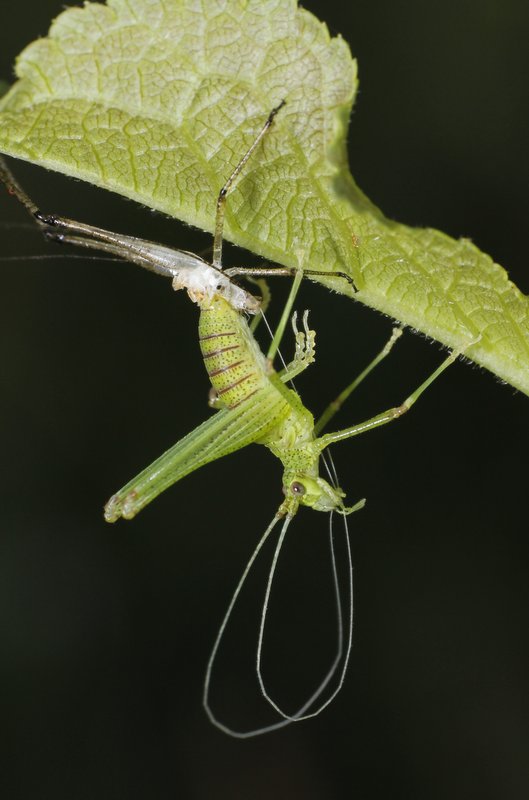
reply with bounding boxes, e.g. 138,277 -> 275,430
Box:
0,105 -> 461,737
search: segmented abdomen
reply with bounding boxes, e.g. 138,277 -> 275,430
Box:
198,296 -> 267,410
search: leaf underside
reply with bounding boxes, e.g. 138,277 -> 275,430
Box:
1,0 -> 528,394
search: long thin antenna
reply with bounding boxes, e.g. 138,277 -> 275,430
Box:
202,513 -> 284,738
255,510 -> 354,725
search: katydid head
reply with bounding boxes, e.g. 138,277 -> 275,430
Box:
282,474 -> 366,515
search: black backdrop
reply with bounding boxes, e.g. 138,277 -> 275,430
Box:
1,1 -> 528,798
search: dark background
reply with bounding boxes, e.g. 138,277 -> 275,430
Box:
1,1 -> 528,797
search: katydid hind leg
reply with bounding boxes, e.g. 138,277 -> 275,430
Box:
104,397 -> 281,522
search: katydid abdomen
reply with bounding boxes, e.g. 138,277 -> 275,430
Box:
198,295 -> 269,410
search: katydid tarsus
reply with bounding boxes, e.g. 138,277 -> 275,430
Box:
0,104 -> 462,737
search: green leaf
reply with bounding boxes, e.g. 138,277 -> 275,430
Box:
0,0 -> 528,394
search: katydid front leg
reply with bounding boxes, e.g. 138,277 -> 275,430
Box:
314,327 -> 403,435
278,311 -> 316,383
317,350 -> 458,451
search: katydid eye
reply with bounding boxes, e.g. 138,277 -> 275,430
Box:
291,481 -> 306,496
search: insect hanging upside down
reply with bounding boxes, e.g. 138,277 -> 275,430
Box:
98,263 -> 457,738
105,287 -> 366,524
0,102 -> 461,737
